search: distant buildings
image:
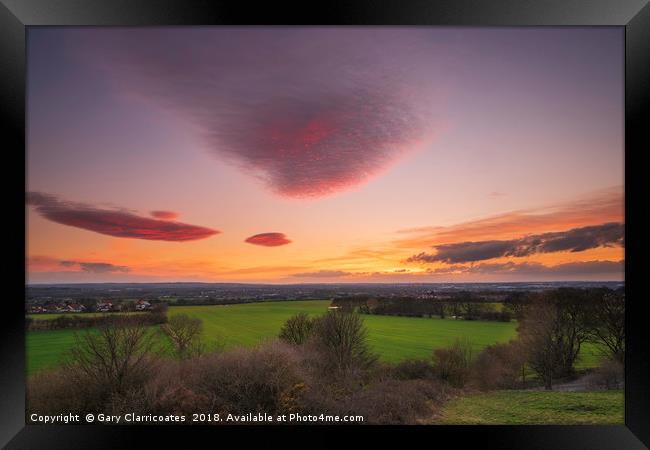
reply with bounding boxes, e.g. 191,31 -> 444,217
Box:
135,300 -> 152,311
27,303 -> 86,314
27,299 -> 155,314
96,301 -> 114,312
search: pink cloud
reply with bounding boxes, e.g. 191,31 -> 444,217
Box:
150,210 -> 179,220
244,232 -> 292,247
27,192 -> 219,242
80,29 -> 443,198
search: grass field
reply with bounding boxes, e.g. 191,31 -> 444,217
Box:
439,390 -> 624,424
26,326 -> 168,375
167,301 -> 520,362
26,299 -> 605,376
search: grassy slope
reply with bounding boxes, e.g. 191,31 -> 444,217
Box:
439,390 -> 624,424
26,300 -> 604,375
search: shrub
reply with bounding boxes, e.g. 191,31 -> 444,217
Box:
586,358 -> 624,390
293,377 -> 450,424
27,365 -> 109,417
470,340 -> 527,390
392,358 -> 435,380
188,341 -> 304,415
344,379 -> 446,424
106,360 -> 210,416
279,313 -> 316,345
432,338 -> 473,387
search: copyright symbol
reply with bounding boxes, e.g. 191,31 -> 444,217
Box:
86,414 -> 95,422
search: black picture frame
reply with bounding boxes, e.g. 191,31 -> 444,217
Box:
1,1 -> 647,448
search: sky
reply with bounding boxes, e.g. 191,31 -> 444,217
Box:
26,27 -> 624,284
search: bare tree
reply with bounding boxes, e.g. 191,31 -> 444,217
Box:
68,316 -> 159,394
585,291 -> 625,363
518,290 -> 590,389
162,314 -> 203,358
310,311 -> 377,374
518,302 -> 558,389
279,312 -> 315,345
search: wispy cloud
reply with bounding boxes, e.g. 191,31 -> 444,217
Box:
59,260 -> 130,273
28,256 -> 130,274
396,187 -> 623,248
292,270 -> 355,278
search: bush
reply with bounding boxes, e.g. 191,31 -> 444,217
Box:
470,341 -> 527,390
586,359 -> 624,390
279,313 -> 316,345
187,341 -> 305,415
27,365 -> 108,417
433,338 -> 473,387
107,360 -> 211,417
343,379 -> 447,424
392,358 -> 435,380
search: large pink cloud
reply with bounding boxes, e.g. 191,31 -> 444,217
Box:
27,192 -> 219,242
78,29 -> 443,198
150,210 -> 179,220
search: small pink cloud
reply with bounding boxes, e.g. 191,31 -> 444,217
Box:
244,232 -> 292,247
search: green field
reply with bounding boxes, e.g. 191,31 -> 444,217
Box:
26,300 -> 605,376
439,390 -> 624,424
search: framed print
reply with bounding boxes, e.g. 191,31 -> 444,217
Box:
1,0 -> 648,448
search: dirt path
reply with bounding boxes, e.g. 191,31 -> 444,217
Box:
548,377 -> 591,391
525,375 -> 591,391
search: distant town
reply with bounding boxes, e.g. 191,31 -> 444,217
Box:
26,281 -> 624,314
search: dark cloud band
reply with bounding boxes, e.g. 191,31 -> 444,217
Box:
428,260 -> 624,276
407,222 -> 624,264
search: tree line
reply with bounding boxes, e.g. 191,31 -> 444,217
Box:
332,293 -> 513,321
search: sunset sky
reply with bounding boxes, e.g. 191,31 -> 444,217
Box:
26,27 -> 624,284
